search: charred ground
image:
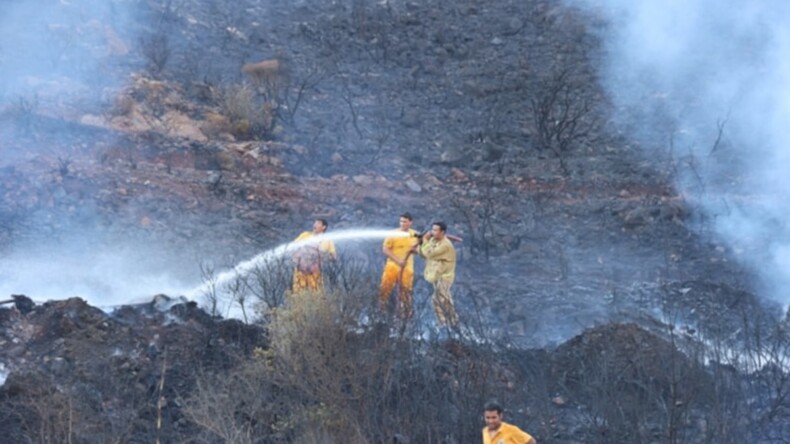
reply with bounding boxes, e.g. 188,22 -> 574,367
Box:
1,0 -> 789,443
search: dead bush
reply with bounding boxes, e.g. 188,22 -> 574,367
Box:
181,359 -> 276,444
239,254 -> 294,316
183,252 -> 547,442
241,59 -> 285,98
200,111 -> 233,137
705,306 -> 790,442
2,386 -> 77,443
183,274 -> 528,443
528,63 -> 602,175
240,57 -> 332,130
139,32 -> 171,78
213,84 -> 276,140
4,95 -> 39,135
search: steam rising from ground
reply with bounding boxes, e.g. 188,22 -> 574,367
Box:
572,0 -> 790,305
0,1 -> 167,307
0,237 -> 197,309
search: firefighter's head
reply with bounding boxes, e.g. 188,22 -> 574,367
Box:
399,212 -> 413,231
431,221 -> 447,241
483,401 -> 504,431
313,218 -> 328,234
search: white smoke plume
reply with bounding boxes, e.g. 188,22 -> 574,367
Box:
571,0 -> 790,306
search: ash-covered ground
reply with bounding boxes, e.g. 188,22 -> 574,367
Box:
2,0 -> 790,442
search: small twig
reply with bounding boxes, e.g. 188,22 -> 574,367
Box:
68,397 -> 73,444
709,110 -> 731,156
156,350 -> 168,444
340,80 -> 363,139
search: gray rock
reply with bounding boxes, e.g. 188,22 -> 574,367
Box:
405,179 -> 422,193
505,17 -> 523,35
401,109 -> 421,128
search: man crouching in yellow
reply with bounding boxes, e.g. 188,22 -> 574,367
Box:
379,212 -> 419,318
292,218 -> 336,293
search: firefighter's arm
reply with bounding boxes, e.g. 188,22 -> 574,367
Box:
418,240 -> 431,258
517,429 -> 536,444
417,232 -> 436,257
424,239 -> 451,259
316,239 -> 336,260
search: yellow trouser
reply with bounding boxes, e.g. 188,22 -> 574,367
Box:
293,269 -> 322,293
379,263 -> 414,317
431,278 -> 458,327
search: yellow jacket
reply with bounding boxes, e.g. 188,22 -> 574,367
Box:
383,228 -> 418,271
482,422 -> 535,444
294,231 -> 336,255
293,232 -> 336,273
419,237 -> 455,283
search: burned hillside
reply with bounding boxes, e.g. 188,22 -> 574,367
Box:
2,0 -> 790,442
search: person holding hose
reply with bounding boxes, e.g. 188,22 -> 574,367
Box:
379,212 -> 419,318
417,221 -> 459,328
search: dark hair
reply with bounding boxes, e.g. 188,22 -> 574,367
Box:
400,212 -> 413,221
316,218 -> 328,229
432,221 -> 447,233
484,401 -> 503,414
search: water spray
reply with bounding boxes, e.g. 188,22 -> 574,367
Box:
183,228 -> 411,304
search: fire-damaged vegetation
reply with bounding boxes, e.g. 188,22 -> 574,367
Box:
2,0 -> 790,442
1,279 -> 790,443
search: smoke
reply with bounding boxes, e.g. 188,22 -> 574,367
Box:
0,0 -> 134,107
0,0 -> 189,308
0,237 -> 196,309
569,0 -> 790,306
0,0 -> 139,158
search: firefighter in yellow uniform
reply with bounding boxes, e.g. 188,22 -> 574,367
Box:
292,218 -> 336,293
482,401 -> 536,444
418,221 -> 459,327
379,212 -> 419,318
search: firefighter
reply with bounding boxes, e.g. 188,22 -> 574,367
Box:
483,401 -> 536,444
291,218 -> 336,293
379,212 -> 419,318
417,221 -> 459,327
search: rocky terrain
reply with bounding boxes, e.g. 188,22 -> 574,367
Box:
1,0 -> 789,442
